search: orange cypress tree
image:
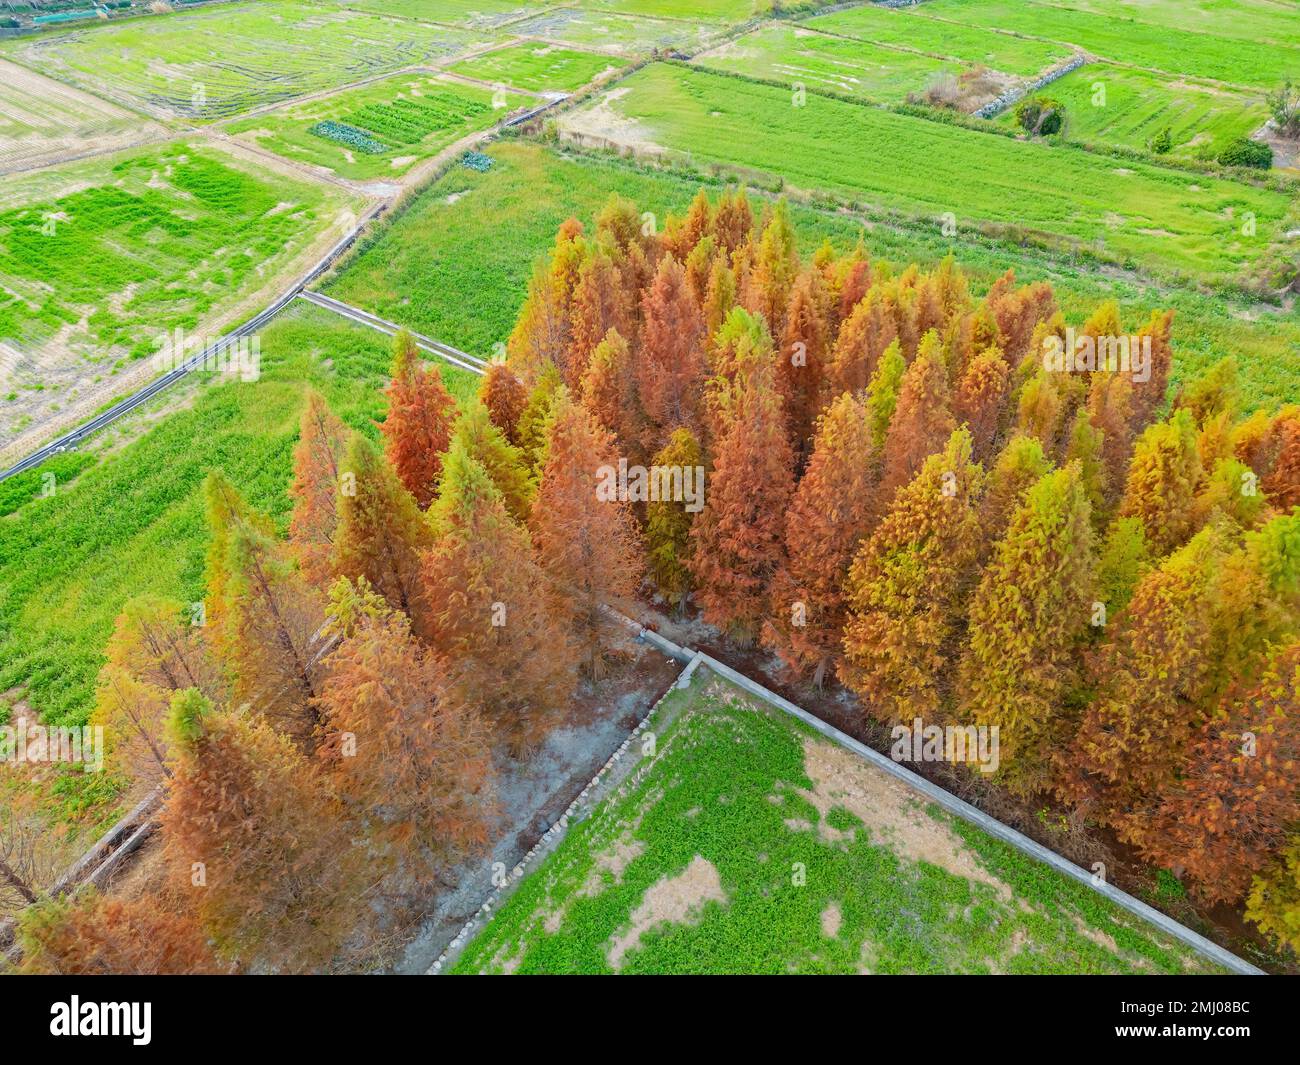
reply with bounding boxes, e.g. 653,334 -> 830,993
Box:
637,253 -> 706,443
162,690 -> 369,972
567,244 -> 632,387
742,200 -> 799,336
1136,641 -> 1300,905
839,428 -> 984,722
530,391 -> 643,675
480,360 -> 529,446
316,599 -> 494,871
1262,411 -> 1300,511
224,517 -> 329,748
333,432 -> 433,633
644,427 -> 704,610
960,464 -> 1095,794
1247,839 -> 1300,955
778,266 -> 831,461
690,339 -> 795,645
710,186 -> 754,254
828,286 -> 897,394
288,388 -> 348,589
1087,369 -> 1138,505
877,331 -> 955,511
580,327 -> 640,453
505,225 -> 584,380
92,596 -> 223,783
954,345 -> 1011,463
864,340 -> 906,459
1117,407 -> 1204,556
763,391 -> 877,685
1063,526 -> 1228,826
423,443 -> 579,751
381,330 -> 457,510
202,471 -> 273,660
17,892 -> 224,975
977,432 -> 1051,559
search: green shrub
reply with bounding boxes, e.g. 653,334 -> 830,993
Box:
1015,96 -> 1065,136
1217,136 -> 1273,169
1148,126 -> 1172,154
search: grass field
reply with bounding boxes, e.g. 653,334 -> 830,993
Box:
331,0 -> 546,27
0,59 -> 164,175
0,302 -> 476,747
0,141 -> 353,362
577,0 -> 764,21
1021,0 -> 1300,45
2,1 -> 481,120
448,41 -> 629,93
695,25 -> 976,105
225,74 -> 527,181
328,141 -> 1300,413
507,7 -> 718,54
998,63 -> 1270,160
922,0 -> 1300,90
804,3 -> 1075,78
560,64 -> 1293,283
451,672 -> 1219,974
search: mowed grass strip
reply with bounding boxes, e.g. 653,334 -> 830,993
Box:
448,41 -> 629,93
0,141 -> 351,359
921,0 -> 1300,90
804,3 -> 1074,78
226,74 -> 526,181
452,674 -> 1220,974
695,24 -> 974,105
999,63 -> 1270,160
562,64 -> 1290,281
329,141 -> 1300,412
2,0 -> 481,120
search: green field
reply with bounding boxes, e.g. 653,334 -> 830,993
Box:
1024,0 -> 1300,45
923,0 -> 1300,90
451,672 -> 1218,974
328,141 -> 1300,412
577,0 -> 763,21
998,63 -> 1270,160
331,0 -> 545,27
805,3 -> 1075,78
2,1 -> 481,120
449,41 -> 629,92
561,64 -> 1293,282
0,302 -> 477,743
226,74 -> 526,181
695,25 -> 976,105
0,141 -> 353,361
507,7 -> 718,54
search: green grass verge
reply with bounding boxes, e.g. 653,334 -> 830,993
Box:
226,74 -> 527,181
451,671 -> 1220,974
562,63 -> 1293,283
448,41 -> 630,93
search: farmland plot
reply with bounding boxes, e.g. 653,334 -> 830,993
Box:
330,0 -> 546,28
1016,0 -> 1300,46
451,673 -> 1220,974
448,41 -> 629,93
0,140 -> 353,381
507,8 -> 718,55
999,63 -> 1270,160
695,24 -> 994,106
225,74 -> 528,181
0,59 -> 167,176
575,0 -> 763,22
559,65 -> 1294,282
921,0 -> 1300,90
1,1 -> 482,120
804,3 -> 1075,78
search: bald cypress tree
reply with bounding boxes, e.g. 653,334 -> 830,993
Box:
877,331 -> 955,512
288,388 -> 348,590
1117,408 -> 1204,557
960,465 -> 1095,794
381,330 -> 457,510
